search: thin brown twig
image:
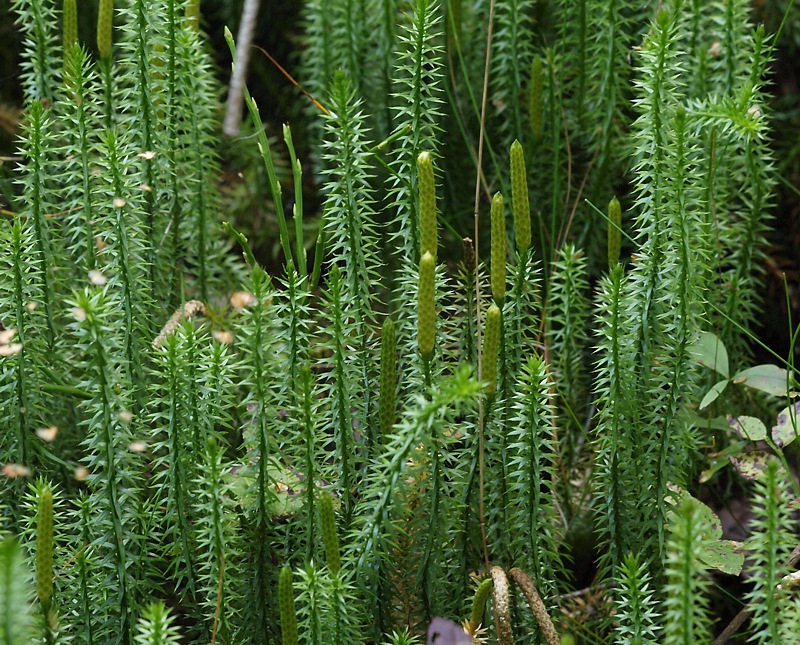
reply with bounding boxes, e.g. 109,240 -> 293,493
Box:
251,45 -> 329,116
474,0 -> 497,573
559,148 -> 599,250
445,23 -> 491,201
211,551 -> 225,645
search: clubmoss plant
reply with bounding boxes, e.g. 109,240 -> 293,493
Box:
0,538 -> 35,644
134,602 -> 181,645
12,0 -> 59,103
746,459 -> 798,643
662,498 -> 713,643
1,0 -> 790,642
613,554 -> 661,644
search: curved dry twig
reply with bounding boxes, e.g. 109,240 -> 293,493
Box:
490,566 -> 514,645
509,567 -> 559,645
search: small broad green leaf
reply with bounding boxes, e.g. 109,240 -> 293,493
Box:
699,540 -> 745,576
700,380 -> 729,410
228,465 -> 306,517
732,364 -> 788,397
666,486 -> 742,574
700,455 -> 729,484
685,411 -> 732,432
727,415 -> 767,441
772,403 -> 800,448
691,332 -> 729,378
699,440 -> 748,483
666,486 -> 721,538
730,451 -> 772,480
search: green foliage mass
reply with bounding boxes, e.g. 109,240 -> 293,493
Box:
0,0 -> 797,643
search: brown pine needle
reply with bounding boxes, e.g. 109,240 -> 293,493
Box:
252,44 -> 330,116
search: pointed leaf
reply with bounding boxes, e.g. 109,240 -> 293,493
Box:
727,415 -> 767,442
691,332 -> 729,378
700,457 -> 729,484
730,451 -> 773,480
772,402 -> 800,448
699,441 -> 748,483
732,364 -> 788,396
700,380 -> 729,410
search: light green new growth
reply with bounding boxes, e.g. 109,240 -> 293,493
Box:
510,140 -> 531,254
418,151 -> 438,262
491,192 -> 507,303
747,459 -> 797,643
468,578 -> 494,631
134,601 -> 181,645
663,498 -> 712,643
417,251 -> 436,361
483,304 -> 502,394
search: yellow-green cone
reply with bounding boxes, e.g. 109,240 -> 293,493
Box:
417,151 -> 438,262
63,0 -> 77,58
491,192 -> 506,304
510,140 -> 531,254
318,491 -> 341,576
469,578 -> 494,632
36,484 -> 54,609
417,251 -> 436,361
278,566 -> 298,645
97,0 -> 113,59
482,304 -> 501,394
608,196 -> 621,268
185,0 -> 200,31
